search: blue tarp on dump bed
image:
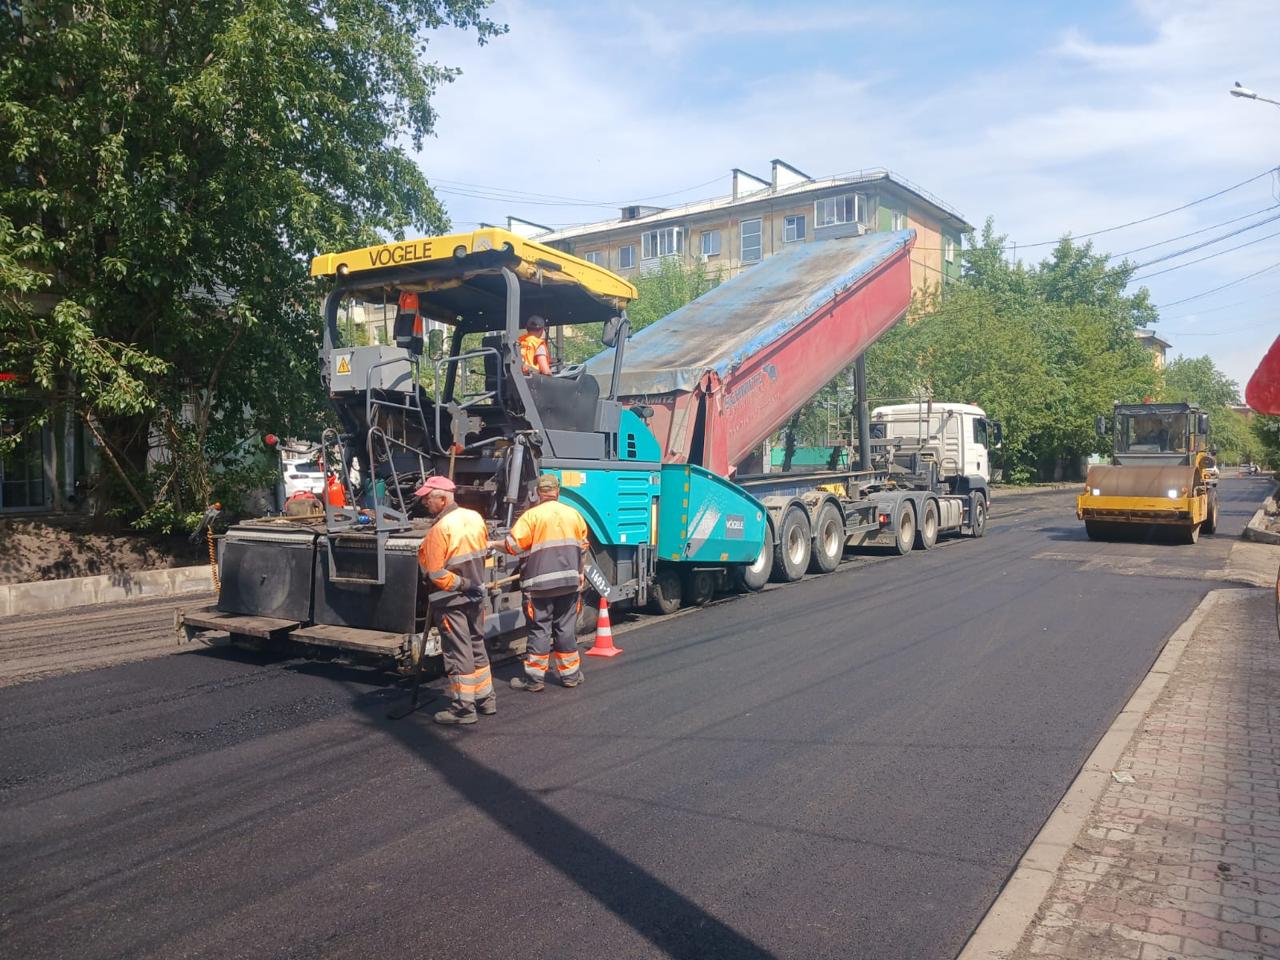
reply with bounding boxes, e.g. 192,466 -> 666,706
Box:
584,229 -> 914,396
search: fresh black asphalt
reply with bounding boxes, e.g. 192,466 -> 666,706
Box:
0,478 -> 1269,960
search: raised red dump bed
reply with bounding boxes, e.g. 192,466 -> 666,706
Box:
585,230 -> 915,476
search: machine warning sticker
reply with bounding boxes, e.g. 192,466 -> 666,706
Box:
725,515 -> 745,539
334,354 -> 352,376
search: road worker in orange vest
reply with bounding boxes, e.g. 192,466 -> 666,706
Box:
494,473 -> 590,691
415,475 -> 495,725
516,315 -> 552,376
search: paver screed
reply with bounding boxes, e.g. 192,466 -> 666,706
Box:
1015,587 -> 1280,960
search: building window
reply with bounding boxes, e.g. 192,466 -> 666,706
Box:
701,230 -> 721,257
584,250 -> 606,267
891,210 -> 906,231
619,244 -> 635,269
814,193 -> 866,228
642,227 -> 683,260
943,236 -> 956,264
784,215 -> 806,243
740,219 -> 762,263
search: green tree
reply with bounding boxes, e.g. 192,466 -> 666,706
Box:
0,0 -> 502,525
1159,354 -> 1247,462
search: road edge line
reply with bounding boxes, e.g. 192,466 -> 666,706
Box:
955,587 -> 1230,960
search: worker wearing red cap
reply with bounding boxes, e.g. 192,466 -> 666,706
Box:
415,475 -> 495,725
494,473 -> 590,692
516,315 -> 552,376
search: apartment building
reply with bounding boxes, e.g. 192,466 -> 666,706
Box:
506,160 -> 971,294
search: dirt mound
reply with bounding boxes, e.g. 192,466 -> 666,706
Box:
0,517 -> 206,585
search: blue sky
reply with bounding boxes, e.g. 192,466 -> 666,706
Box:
418,0 -> 1280,391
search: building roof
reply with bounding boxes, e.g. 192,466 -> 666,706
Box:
529,167 -> 971,244
1134,329 -> 1172,350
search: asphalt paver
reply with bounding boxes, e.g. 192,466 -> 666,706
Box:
0,478 -> 1269,960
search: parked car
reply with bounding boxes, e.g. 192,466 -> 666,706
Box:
282,455 -> 326,498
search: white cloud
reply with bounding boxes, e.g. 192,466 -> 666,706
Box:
418,0 -> 1280,385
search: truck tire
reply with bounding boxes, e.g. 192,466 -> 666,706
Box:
730,522 -> 773,593
808,501 -> 845,574
915,499 -> 939,550
771,506 -> 812,582
683,569 -> 716,606
1202,491 -> 1218,535
890,503 -> 915,556
969,492 -> 987,538
648,567 -> 683,615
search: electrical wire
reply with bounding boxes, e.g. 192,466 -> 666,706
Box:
1108,204 -> 1280,258
1158,285 -> 1280,322
1155,259 -> 1280,308
1130,228 -> 1280,281
1127,211 -> 1280,271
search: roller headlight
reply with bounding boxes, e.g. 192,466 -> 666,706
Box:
1167,488 -> 1179,499
1091,487 -> 1101,496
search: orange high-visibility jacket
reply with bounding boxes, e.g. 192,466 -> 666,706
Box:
418,504 -> 489,607
516,332 -> 550,375
503,499 -> 589,597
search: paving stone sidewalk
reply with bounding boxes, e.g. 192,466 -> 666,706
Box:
1014,586 -> 1280,960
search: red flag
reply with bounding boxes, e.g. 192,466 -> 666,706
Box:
1246,335 -> 1280,415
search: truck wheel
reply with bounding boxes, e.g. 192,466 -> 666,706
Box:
808,502 -> 845,574
1202,491 -> 1218,535
683,569 -> 716,606
648,567 -> 683,615
731,523 -> 773,593
890,503 -> 915,556
915,500 -> 939,550
771,506 -> 812,582
969,493 -> 987,538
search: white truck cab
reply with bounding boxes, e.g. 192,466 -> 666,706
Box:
869,402 -> 999,484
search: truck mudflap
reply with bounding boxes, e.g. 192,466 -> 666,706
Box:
656,463 -> 767,564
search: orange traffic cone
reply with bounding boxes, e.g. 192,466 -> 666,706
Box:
585,597 -> 622,657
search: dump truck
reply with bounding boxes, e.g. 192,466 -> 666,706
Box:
583,246 -> 998,609
179,225 -> 986,667
1077,401 -> 1218,544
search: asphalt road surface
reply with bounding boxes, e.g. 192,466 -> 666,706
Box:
0,478 -> 1270,960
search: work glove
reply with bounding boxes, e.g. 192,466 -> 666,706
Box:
454,577 -> 485,601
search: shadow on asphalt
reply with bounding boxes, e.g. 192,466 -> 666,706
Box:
350,686 -> 779,960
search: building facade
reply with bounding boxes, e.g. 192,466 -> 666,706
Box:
1134,329 -> 1171,369
507,161 -> 971,295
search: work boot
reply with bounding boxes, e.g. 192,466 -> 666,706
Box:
561,673 -> 585,688
433,706 -> 478,726
510,676 -> 545,692
477,699 -> 497,716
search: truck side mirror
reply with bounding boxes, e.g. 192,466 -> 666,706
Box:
427,327 -> 444,360
1197,413 -> 1210,435
1095,415 -> 1108,437
602,316 -> 626,347
991,421 -> 1003,447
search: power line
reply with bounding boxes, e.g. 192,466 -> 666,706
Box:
1158,285 -> 1280,322
1109,204 -> 1280,258
1173,319 -> 1280,337
1129,227 -> 1280,281
1155,259 -> 1280,308
1127,211 -> 1280,271
1009,165 -> 1279,250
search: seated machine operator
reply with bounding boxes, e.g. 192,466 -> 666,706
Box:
517,315 -> 552,376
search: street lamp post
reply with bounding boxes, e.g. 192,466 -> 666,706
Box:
1229,81 -> 1280,108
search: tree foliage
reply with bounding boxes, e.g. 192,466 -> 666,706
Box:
0,0 -> 502,524
867,220 -> 1160,482
1159,354 -> 1249,462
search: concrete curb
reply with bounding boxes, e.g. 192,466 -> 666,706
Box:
990,484 -> 1078,500
0,565 -> 217,618
956,588 -> 1230,960
1242,484 -> 1280,545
